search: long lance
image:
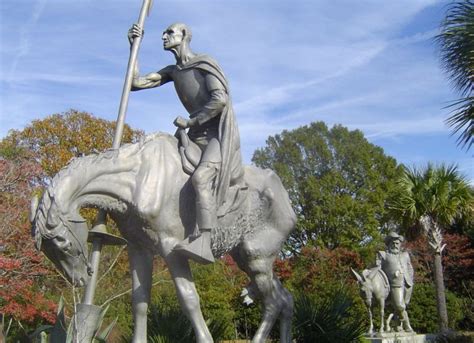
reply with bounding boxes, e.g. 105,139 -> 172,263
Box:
81,0 -> 153,308
113,0 -> 153,148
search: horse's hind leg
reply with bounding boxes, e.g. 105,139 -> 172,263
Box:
165,254 -> 213,343
277,279 -> 293,343
232,241 -> 293,343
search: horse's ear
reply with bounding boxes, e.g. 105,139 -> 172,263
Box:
47,202 -> 60,228
351,268 -> 363,283
30,195 -> 39,223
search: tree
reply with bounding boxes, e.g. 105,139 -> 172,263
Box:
436,1 -> 474,150
1,109 -> 144,177
0,148 -> 57,331
252,122 -> 401,253
389,164 -> 473,332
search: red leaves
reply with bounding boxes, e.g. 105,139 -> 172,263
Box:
0,257 -> 21,270
0,155 -> 57,324
274,258 -> 293,281
405,233 -> 474,294
0,287 -> 57,323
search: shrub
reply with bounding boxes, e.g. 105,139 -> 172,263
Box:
409,283 -> 463,333
293,287 -> 365,342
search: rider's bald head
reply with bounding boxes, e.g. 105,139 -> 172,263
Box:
167,23 -> 192,43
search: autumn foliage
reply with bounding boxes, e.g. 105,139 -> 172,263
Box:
1,109 -> 144,177
0,150 -> 57,324
0,110 -> 144,332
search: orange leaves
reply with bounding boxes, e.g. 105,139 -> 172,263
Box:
0,109 -> 144,327
2,109 -> 144,178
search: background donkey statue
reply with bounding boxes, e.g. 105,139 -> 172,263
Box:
352,268 -> 391,335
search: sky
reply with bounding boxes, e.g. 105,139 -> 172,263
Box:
1,0 -> 472,181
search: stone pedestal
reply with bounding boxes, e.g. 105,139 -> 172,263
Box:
364,332 -> 436,343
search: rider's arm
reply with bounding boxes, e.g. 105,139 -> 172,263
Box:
406,253 -> 414,280
188,74 -> 227,126
131,65 -> 173,91
128,24 -> 173,91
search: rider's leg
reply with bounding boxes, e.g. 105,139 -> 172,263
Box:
174,138 -> 221,263
391,287 -> 413,332
192,162 -> 219,233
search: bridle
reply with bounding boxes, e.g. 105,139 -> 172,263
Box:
41,214 -> 92,275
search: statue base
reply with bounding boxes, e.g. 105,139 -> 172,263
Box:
364,333 -> 436,343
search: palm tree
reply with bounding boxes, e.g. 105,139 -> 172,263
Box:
436,1 -> 474,150
390,164 -> 473,332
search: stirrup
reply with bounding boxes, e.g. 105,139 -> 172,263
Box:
173,229 -> 215,264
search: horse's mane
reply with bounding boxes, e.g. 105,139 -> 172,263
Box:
33,132 -> 176,246
49,132 -> 175,191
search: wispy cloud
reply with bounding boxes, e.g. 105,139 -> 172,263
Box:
358,116 -> 446,139
8,0 -> 48,77
2,72 -> 121,85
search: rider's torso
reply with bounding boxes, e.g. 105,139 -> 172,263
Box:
172,67 -> 211,115
171,66 -> 220,145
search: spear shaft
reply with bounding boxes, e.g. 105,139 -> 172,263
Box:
81,0 -> 153,309
113,0 -> 153,149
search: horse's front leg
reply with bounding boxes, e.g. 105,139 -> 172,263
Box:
379,298 -> 385,333
166,254 -> 213,343
128,244 -> 153,343
367,304 -> 374,335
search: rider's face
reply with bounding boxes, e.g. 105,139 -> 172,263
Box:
162,26 -> 184,51
389,239 -> 401,253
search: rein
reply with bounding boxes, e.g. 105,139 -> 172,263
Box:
41,214 -> 92,275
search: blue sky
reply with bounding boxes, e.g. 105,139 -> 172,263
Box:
1,0 -> 472,181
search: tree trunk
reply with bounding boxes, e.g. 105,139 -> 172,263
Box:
433,252 -> 449,332
419,215 -> 449,332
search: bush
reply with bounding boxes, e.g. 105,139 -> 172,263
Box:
293,287 -> 365,342
409,283 -> 464,333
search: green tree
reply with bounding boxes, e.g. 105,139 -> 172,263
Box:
390,164 -> 473,332
252,122 -> 401,254
436,1 -> 474,150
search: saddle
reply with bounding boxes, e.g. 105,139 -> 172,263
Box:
175,128 -> 248,218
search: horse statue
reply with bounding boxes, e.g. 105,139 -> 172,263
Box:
30,133 -> 296,343
351,268 -> 391,335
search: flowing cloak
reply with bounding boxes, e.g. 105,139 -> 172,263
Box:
179,55 -> 243,207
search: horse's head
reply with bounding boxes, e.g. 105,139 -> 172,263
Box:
351,268 -> 373,307
31,194 -> 90,287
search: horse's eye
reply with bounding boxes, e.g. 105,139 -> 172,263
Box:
64,241 -> 73,252
54,236 -> 70,250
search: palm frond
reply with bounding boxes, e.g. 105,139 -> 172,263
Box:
445,97 -> 474,149
390,163 -> 473,231
437,1 -> 474,149
437,1 -> 474,96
